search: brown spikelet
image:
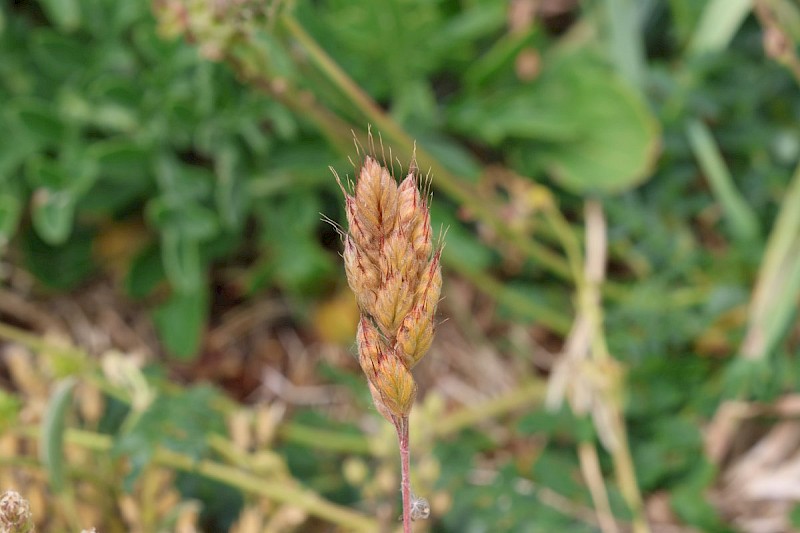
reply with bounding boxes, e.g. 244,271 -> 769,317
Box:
339,155 -> 441,421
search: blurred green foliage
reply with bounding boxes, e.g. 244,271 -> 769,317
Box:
3,0 -> 800,531
0,0 -> 340,356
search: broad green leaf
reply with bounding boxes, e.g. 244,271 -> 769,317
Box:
529,52 -> 661,194
451,50 -> 661,195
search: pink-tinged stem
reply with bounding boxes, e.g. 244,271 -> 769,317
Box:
395,416 -> 412,533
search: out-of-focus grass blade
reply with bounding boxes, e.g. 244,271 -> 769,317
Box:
741,162 -> 800,359
686,119 -> 760,242
603,0 -> 648,89
688,0 -> 752,56
40,377 -> 77,493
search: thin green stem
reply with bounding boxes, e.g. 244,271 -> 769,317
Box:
155,448 -> 376,532
279,13 -> 572,282
16,426 -> 378,532
686,119 -> 759,242
541,202 -> 585,285
0,320 -> 549,455
0,321 -> 84,360
279,423 -> 372,455
430,380 -> 546,439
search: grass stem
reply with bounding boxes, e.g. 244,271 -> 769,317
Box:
395,416 -> 412,533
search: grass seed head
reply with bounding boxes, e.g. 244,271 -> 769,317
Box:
339,154 -> 441,420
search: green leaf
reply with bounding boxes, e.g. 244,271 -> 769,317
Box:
669,461 -> 728,531
668,0 -> 708,45
12,99 -> 66,148
272,240 -> 335,295
88,140 -> 151,181
214,144 -> 249,230
723,358 -> 776,401
257,193 -> 334,295
125,245 -> 166,299
30,30 -> 87,78
0,389 -> 21,434
152,285 -> 208,359
452,50 -> 661,195
0,191 -> 22,245
113,385 -> 226,489
154,156 -> 213,203
148,199 -> 219,242
517,406 -> 595,442
532,52 -> 660,194
31,189 -> 77,245
686,119 -> 759,241
40,378 -> 77,494
38,0 -> 81,31
791,503 -> 800,529
431,204 -> 494,271
22,225 -> 96,290
159,227 -> 203,293
688,0 -> 752,56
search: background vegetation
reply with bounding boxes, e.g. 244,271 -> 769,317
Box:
2,0 -> 800,531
